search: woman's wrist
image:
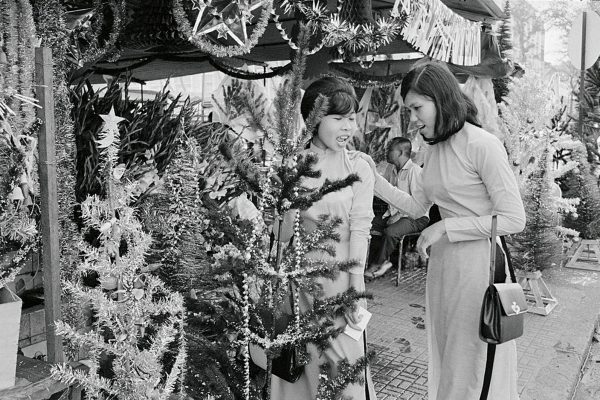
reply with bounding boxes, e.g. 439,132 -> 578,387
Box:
349,271 -> 364,289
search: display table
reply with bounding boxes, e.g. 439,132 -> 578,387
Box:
0,355 -> 84,400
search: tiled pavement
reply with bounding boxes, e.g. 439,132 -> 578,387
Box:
367,269 -> 428,400
366,264 -> 600,400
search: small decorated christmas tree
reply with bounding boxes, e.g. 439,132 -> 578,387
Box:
511,146 -> 563,271
51,108 -> 186,399
559,142 -> 600,239
145,26 -> 374,400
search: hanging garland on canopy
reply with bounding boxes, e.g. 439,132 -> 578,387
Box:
273,0 -> 481,65
399,0 -> 481,66
69,0 -> 127,64
274,0 -> 407,59
173,0 -> 274,58
208,57 -> 293,80
327,63 -> 405,88
271,12 -> 324,55
171,0 -> 480,65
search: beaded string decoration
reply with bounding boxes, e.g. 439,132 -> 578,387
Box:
241,272 -> 251,399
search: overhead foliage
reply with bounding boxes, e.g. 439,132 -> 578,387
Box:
69,78 -> 194,204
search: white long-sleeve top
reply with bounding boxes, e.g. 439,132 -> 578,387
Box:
300,143 -> 375,274
373,123 -> 525,240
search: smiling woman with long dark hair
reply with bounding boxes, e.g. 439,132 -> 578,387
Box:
361,62 -> 526,400
270,76 -> 377,400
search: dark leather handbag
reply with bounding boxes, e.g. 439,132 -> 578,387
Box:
479,215 -> 528,400
249,287 -> 304,383
479,215 -> 528,344
270,340 -> 304,383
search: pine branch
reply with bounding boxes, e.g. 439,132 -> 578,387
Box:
316,351 -> 377,400
274,24 -> 310,158
303,94 -> 328,142
218,142 -> 262,194
292,175 -> 360,210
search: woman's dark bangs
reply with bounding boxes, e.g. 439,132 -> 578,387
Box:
328,91 -> 358,116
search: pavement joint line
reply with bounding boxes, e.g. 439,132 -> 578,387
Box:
568,315 -> 600,400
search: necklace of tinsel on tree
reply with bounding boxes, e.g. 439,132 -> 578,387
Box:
51,108 -> 187,400
184,25 -> 376,399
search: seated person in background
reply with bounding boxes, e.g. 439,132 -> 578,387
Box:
367,137 -> 430,278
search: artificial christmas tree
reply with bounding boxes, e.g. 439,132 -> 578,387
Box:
148,27 -> 375,399
512,147 -> 563,272
51,108 -> 186,399
559,142 -> 600,240
511,146 -> 561,315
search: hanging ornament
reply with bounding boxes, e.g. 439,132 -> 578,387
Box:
174,0 -> 274,58
98,107 -> 125,148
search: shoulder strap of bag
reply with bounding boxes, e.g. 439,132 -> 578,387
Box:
490,216 -> 518,284
479,344 -> 496,400
481,215 -> 499,400
489,215 -> 498,286
500,236 -> 517,283
363,332 -> 371,400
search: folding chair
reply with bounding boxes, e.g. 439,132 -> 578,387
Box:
396,232 -> 424,286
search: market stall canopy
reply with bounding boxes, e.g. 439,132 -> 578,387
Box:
67,0 -> 510,84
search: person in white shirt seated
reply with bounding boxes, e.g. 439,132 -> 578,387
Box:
367,137 -> 430,278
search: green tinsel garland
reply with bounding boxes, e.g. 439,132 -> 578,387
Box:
0,0 -> 39,285
71,0 -> 126,64
31,0 -> 82,359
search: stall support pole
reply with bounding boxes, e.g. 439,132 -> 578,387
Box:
35,46 -> 63,364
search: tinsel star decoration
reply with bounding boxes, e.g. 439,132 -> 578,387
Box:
97,107 -> 125,151
190,0 -> 266,46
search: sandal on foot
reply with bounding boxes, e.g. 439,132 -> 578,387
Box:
372,261 -> 393,278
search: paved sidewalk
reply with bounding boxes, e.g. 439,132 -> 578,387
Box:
366,265 -> 600,400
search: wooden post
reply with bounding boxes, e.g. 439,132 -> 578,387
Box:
578,11 -> 587,139
35,47 -> 63,363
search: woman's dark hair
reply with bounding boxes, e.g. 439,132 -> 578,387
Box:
300,76 -> 359,121
400,62 -> 480,145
